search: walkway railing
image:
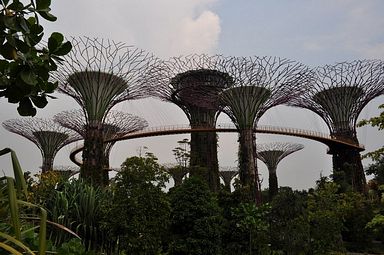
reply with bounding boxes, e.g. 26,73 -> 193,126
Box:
116,123 -> 363,148
70,123 -> 365,166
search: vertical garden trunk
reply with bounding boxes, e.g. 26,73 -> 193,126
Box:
329,131 -> 366,193
189,131 -> 219,192
41,156 -> 54,173
330,145 -> 366,193
173,174 -> 184,187
81,123 -> 105,186
103,154 -> 110,186
222,178 -> 232,192
269,167 -> 278,200
238,128 -> 261,204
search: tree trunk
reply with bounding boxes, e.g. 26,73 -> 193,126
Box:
81,123 -> 105,186
190,131 -> 220,192
330,145 -> 366,193
238,129 -> 261,204
41,156 -> 54,173
268,167 -> 278,200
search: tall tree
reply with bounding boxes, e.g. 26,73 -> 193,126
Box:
52,37 -> 155,185
220,56 -> 309,203
290,60 -> 384,192
103,155 -> 170,254
54,109 -> 148,185
2,118 -> 81,172
256,142 -> 304,199
145,54 -> 233,192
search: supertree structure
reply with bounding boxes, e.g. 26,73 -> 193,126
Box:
256,142 -> 304,199
51,37 -> 155,185
220,56 -> 309,203
2,118 -> 81,172
145,54 -> 233,192
163,163 -> 189,187
54,109 -> 148,185
52,165 -> 80,180
289,60 -> 384,192
219,167 -> 238,192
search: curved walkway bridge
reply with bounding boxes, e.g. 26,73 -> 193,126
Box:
70,123 -> 365,166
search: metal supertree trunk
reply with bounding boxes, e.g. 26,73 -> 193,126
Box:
2,118 -> 81,172
52,37 -> 155,185
145,54 -> 233,192
257,142 -> 304,199
219,167 -> 238,192
54,109 -> 148,185
221,56 -> 309,203
289,60 -> 384,192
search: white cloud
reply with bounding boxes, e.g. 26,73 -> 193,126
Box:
47,0 -> 221,58
176,11 -> 221,55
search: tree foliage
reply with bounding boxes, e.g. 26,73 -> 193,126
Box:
0,0 -> 71,116
358,103 -> 384,161
168,177 -> 223,255
102,154 -> 170,254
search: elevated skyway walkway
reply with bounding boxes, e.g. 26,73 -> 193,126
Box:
70,123 -> 365,166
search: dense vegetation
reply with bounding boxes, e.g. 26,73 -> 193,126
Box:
1,0 -> 383,253
1,145 -> 384,254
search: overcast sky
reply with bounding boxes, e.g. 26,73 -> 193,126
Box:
1,0 -> 383,190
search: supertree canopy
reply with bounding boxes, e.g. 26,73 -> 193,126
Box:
145,54 -> 233,192
220,56 -> 309,203
219,167 -> 238,192
2,118 -> 81,172
54,109 -> 148,185
257,142 -> 304,199
51,37 -> 155,185
52,165 -> 80,180
163,163 -> 189,187
289,60 -> 384,192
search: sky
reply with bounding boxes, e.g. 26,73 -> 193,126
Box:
0,0 -> 383,190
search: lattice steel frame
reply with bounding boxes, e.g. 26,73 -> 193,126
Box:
257,142 -> 304,198
289,60 -> 384,192
51,37 -> 156,185
52,37 -> 157,122
145,54 -> 234,192
219,167 -> 238,192
221,56 -> 310,203
54,109 -> 148,184
163,163 -> 189,187
2,118 -> 81,172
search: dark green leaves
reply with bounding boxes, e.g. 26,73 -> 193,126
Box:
0,42 -> 16,60
0,0 -> 71,116
20,69 -> 38,85
31,95 -> 48,108
38,10 -> 57,21
36,0 -> 51,11
17,97 -> 37,116
48,32 -> 71,55
36,0 -> 57,21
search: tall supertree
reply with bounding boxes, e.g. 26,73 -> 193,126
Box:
220,56 -> 309,203
256,142 -> 304,199
145,54 -> 233,192
51,37 -> 155,185
219,167 -> 238,192
163,163 -> 189,187
289,60 -> 384,192
2,118 -> 81,172
54,109 -> 148,185
52,165 -> 80,180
